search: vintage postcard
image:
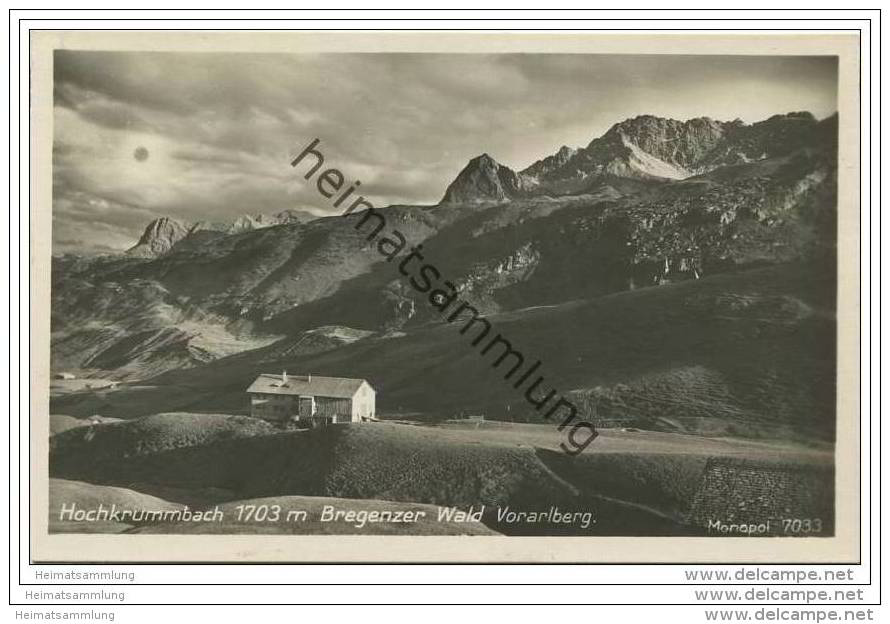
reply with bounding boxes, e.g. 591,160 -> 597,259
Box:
29,31 -> 860,562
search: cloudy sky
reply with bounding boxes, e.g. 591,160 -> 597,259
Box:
52,51 -> 837,254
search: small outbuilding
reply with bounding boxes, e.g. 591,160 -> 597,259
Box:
247,371 -> 375,426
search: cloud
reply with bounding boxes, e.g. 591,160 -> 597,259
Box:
52,50 -> 838,254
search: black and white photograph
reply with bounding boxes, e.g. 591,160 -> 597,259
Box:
32,32 -> 860,562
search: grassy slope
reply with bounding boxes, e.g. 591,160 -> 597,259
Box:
50,413 -> 278,461
52,262 -> 836,442
50,415 -> 90,435
48,478 -> 183,533
51,423 -> 577,510
49,479 -> 495,535
129,495 -> 497,535
51,419 -> 833,536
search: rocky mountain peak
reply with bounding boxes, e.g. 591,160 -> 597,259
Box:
273,208 -> 318,225
521,145 -> 578,180
440,153 -> 525,204
470,153 -> 497,166
596,115 -> 728,170
126,217 -> 191,257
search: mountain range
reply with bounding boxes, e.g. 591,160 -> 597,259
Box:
126,209 -> 319,257
442,112 -> 832,203
50,111 -> 838,442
